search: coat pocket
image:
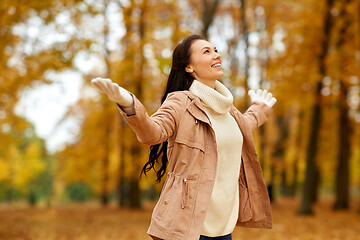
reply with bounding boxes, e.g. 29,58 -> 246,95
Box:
172,137 -> 205,178
174,136 -> 205,152
154,173 -> 177,221
238,181 -> 252,222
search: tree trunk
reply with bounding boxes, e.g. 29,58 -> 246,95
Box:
100,102 -> 111,206
100,136 -> 110,206
334,82 -> 351,209
298,83 -> 322,215
280,170 -> 288,196
99,0 -> 114,207
256,3 -> 273,201
129,143 -> 142,208
130,179 -> 141,208
298,0 -> 335,215
310,167 -> 320,204
201,0 -> 220,38
289,110 -> 304,197
333,0 -> 353,211
273,115 -> 290,197
115,1 -> 130,208
117,118 -> 127,207
258,125 -> 265,168
100,162 -> 109,206
239,0 -> 249,97
28,190 -> 37,207
267,165 -> 275,202
289,160 -> 298,197
126,0 -> 148,209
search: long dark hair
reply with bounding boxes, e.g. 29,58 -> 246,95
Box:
140,34 -> 205,183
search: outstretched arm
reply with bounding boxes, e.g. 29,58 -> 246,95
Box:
243,89 -> 277,130
91,77 -> 182,145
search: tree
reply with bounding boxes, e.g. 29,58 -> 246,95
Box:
298,0 -> 335,215
201,0 -> 220,38
332,0 -> 359,210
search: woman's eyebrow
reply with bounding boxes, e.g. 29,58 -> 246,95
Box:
201,46 -> 216,50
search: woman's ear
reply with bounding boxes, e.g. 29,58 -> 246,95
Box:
185,65 -> 193,73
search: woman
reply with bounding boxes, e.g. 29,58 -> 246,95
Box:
92,34 -> 276,240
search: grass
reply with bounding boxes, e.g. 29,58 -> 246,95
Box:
0,197 -> 359,240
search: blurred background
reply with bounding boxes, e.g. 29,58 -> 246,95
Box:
0,0 -> 359,239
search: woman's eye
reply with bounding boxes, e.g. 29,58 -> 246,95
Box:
215,49 -> 218,53
204,50 -> 210,54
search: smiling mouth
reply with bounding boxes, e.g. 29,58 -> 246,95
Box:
211,62 -> 222,68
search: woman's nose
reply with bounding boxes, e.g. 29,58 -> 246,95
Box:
213,51 -> 220,59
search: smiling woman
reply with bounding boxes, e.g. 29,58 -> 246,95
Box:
91,34 -> 277,240
185,39 -> 223,88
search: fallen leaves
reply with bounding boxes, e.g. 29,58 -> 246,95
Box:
0,197 -> 359,240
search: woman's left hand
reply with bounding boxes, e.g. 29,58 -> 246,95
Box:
248,89 -> 277,108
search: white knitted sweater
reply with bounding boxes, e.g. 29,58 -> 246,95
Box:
189,80 -> 243,237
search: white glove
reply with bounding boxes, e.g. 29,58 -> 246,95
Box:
91,77 -> 134,108
248,89 -> 277,108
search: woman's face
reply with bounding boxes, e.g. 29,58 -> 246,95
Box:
186,39 -> 223,87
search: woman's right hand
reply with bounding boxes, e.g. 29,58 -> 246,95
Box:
91,77 -> 134,108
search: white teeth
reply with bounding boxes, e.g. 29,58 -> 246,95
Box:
212,64 -> 221,68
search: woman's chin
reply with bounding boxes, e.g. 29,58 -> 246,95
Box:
216,71 -> 224,78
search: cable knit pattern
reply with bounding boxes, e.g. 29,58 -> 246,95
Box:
189,80 -> 243,237
189,80 -> 233,114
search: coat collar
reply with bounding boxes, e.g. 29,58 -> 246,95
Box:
183,91 -> 211,124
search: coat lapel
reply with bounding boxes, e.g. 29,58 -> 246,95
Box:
183,91 -> 211,125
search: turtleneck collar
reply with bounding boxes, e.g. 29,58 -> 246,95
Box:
189,80 -> 233,114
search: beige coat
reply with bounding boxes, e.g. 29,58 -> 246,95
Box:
119,91 -> 273,240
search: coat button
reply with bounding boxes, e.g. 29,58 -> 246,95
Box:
164,200 -> 168,205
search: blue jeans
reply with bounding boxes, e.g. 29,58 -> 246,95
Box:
199,234 -> 232,240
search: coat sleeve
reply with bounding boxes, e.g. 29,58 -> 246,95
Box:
117,92 -> 185,145
242,102 -> 273,131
